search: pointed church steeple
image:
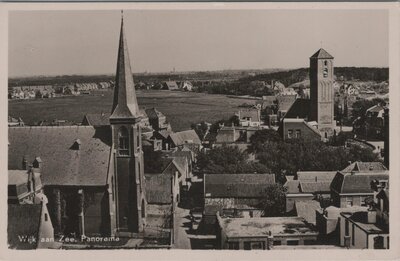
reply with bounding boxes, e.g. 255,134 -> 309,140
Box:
110,11 -> 141,119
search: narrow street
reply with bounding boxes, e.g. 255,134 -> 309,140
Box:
172,206 -> 191,249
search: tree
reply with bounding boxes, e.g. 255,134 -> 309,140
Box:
197,145 -> 270,174
249,129 -> 281,153
257,184 -> 287,217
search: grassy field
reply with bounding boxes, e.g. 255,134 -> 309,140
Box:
9,90 -> 256,131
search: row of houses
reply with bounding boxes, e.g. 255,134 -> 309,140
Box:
198,161 -> 389,250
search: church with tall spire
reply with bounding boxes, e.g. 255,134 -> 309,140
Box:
8,12 -> 148,239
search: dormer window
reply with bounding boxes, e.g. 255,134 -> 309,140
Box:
118,126 -> 130,156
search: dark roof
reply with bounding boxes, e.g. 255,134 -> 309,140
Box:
310,48 -> 334,59
341,162 -> 387,173
155,129 -> 172,139
330,172 -> 389,194
110,18 -> 141,119
283,98 -> 311,120
294,201 -> 321,225
300,181 -> 331,193
145,108 -> 165,120
82,113 -> 111,126
8,126 -> 111,186
296,171 -> 337,182
277,95 -> 297,112
145,174 -> 172,204
8,204 -> 42,249
204,174 -> 275,198
169,130 -> 201,146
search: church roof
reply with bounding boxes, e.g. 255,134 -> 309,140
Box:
310,48 -> 334,59
110,16 -> 141,119
283,98 -> 311,120
8,126 -> 111,186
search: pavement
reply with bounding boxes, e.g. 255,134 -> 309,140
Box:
172,206 -> 191,249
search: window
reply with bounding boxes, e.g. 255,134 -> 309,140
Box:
295,129 -> 301,138
244,242 -> 251,250
323,68 -> 328,78
250,242 -> 264,250
287,240 -> 299,245
228,242 -> 239,250
324,61 -> 328,66
288,130 -> 293,138
345,219 -> 349,236
352,224 -> 355,245
44,213 -> 48,222
273,240 -> 281,246
118,127 -> 129,156
346,197 -> 353,207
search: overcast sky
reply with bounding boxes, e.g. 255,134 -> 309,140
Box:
9,9 -> 388,77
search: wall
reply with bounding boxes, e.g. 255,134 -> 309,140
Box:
282,121 -> 321,142
37,202 -> 56,248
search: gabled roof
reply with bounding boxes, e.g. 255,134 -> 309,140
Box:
145,108 -> 165,120
300,181 -> 331,193
154,129 -> 173,139
8,126 -> 111,186
82,113 -> 111,126
310,48 -> 334,59
294,201 -> 321,225
110,16 -> 140,119
169,130 -> 201,146
204,173 -> 275,198
330,171 -> 389,194
164,81 -> 179,90
145,174 -> 172,204
296,171 -> 337,182
283,98 -> 311,120
8,204 -> 42,249
341,162 -> 387,173
276,95 -> 297,112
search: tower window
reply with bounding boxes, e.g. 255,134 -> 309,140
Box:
323,68 -> 328,78
118,126 -> 130,156
324,60 -> 328,66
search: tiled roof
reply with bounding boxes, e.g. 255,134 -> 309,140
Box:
145,174 -> 172,204
283,98 -> 311,120
82,113 -> 111,126
277,95 -> 297,112
297,171 -> 337,182
341,162 -> 387,173
164,81 -> 179,90
8,126 -> 111,186
204,174 -> 275,198
300,181 -> 331,193
294,201 -> 321,225
169,130 -> 201,146
284,180 -> 301,194
310,48 -> 334,59
8,204 -> 42,249
330,171 -> 389,194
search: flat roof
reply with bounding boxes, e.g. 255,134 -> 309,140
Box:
219,216 -> 318,238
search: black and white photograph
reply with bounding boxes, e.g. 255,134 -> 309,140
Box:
2,2 -> 399,258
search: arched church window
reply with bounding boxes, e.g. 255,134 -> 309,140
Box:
324,60 -> 328,66
323,68 -> 328,78
118,126 -> 130,156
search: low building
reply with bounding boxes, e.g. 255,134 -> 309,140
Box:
167,129 -> 201,149
280,118 -> 322,141
145,108 -> 171,132
216,214 -> 319,249
8,202 -> 57,249
330,168 -> 388,208
180,81 -> 193,91
236,108 -> 261,127
163,81 -> 179,91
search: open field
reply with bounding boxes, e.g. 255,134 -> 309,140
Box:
8,90 -> 256,131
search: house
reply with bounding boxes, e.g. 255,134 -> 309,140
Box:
236,108 -> 261,127
180,81 -> 193,91
215,126 -> 261,144
163,81 -> 179,90
365,104 -> 386,139
276,95 -> 297,121
8,202 -> 57,249
280,118 -> 321,141
293,201 -> 322,226
8,116 -> 24,127
8,168 -> 43,204
8,17 -> 152,242
167,129 -> 201,149
284,171 -> 336,213
203,173 -> 275,230
145,107 -> 171,131
330,169 -> 388,208
153,129 -> 174,150
216,214 -> 318,249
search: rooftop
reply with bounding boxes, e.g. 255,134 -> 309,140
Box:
219,216 -> 318,238
310,48 -> 334,59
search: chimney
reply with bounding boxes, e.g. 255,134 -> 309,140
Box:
22,156 -> 28,170
33,156 -> 42,169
